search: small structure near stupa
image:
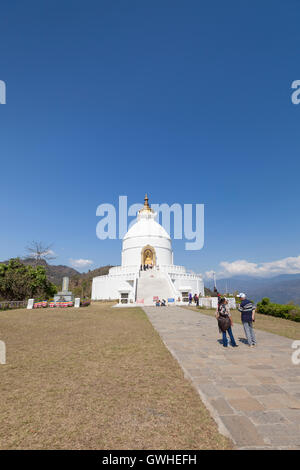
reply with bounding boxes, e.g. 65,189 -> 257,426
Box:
54,276 -> 74,303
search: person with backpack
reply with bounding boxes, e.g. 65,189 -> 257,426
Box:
238,293 -> 257,347
216,298 -> 238,348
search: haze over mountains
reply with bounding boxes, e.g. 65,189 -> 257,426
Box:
206,274 -> 300,305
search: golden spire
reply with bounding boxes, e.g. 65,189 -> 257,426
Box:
144,193 -> 150,209
139,193 -> 153,213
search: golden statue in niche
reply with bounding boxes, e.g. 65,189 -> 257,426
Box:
144,249 -> 153,266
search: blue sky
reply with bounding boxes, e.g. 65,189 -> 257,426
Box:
0,0 -> 300,279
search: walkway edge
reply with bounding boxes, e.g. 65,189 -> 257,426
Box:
163,338 -> 235,445
143,308 -> 236,447
143,306 -> 300,450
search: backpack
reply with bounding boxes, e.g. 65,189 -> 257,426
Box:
217,304 -> 231,332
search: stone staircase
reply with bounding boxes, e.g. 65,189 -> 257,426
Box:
136,270 -> 175,305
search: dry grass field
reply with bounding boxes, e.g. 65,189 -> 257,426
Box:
190,306 -> 300,339
0,303 -> 232,450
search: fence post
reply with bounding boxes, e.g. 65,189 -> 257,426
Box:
0,341 -> 6,365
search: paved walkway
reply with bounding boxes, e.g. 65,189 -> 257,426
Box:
143,306 -> 300,449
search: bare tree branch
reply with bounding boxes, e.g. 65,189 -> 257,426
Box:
25,241 -> 56,265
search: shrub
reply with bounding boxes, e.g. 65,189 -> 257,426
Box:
289,308 -> 300,322
256,299 -> 300,322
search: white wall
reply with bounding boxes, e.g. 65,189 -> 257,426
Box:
92,264 -> 205,304
172,277 -> 204,297
122,235 -> 173,267
198,297 -> 236,309
198,297 -> 218,309
92,275 -> 136,301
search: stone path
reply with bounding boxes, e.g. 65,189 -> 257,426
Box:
143,306 -> 300,449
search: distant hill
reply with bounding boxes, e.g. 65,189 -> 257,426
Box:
73,265 -> 113,281
206,274 -> 300,305
70,265 -> 113,297
1,258 -> 113,295
1,258 -> 80,286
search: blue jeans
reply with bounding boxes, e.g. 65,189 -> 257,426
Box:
222,327 -> 237,347
243,321 -> 256,345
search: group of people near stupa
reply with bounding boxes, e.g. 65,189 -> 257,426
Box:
216,293 -> 257,349
188,291 -> 257,349
140,263 -> 154,271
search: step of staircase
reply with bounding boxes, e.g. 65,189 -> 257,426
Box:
136,273 -> 174,305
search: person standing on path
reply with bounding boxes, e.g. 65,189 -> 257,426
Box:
188,293 -> 192,305
238,293 -> 257,347
216,298 -> 238,348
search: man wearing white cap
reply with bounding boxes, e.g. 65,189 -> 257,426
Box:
238,293 -> 257,347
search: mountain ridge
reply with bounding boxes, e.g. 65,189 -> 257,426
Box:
206,273 -> 300,305
1,258 -> 113,288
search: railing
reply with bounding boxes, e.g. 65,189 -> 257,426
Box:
169,272 -> 203,280
95,264 -> 202,281
0,300 -> 27,310
159,265 -> 186,273
109,265 -> 139,275
94,272 -> 138,281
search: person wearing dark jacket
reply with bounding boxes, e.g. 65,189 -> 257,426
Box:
215,298 -> 238,348
238,293 -> 257,347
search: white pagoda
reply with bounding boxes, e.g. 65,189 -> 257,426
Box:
92,195 -> 204,305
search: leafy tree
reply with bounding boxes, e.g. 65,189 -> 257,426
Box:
0,258 -> 57,301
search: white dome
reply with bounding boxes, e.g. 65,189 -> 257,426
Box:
124,217 -> 170,241
121,195 -> 173,267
